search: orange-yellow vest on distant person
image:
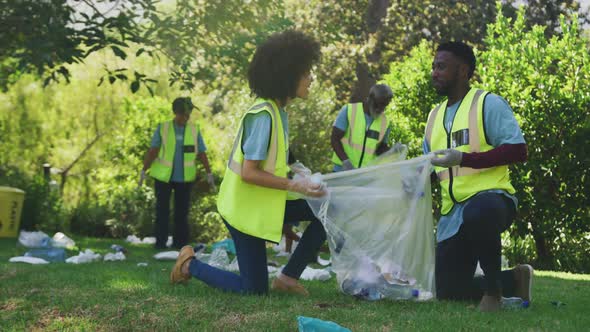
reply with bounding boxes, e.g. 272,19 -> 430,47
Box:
149,120 -> 200,183
425,88 -> 515,215
217,99 -> 288,243
331,103 -> 388,168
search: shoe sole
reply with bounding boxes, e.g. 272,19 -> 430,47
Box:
170,246 -> 194,285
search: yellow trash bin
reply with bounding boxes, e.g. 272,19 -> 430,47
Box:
0,186 -> 25,238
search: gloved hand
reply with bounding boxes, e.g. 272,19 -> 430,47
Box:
341,159 -> 355,171
289,162 -> 312,177
138,169 -> 146,187
287,176 -> 326,198
431,149 -> 463,167
207,173 -> 217,192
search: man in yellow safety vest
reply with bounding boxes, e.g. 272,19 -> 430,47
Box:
331,84 -> 393,171
426,41 -> 532,311
140,97 -> 215,249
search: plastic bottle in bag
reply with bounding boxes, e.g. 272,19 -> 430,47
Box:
341,279 -> 382,301
377,276 -> 419,300
501,297 -> 529,309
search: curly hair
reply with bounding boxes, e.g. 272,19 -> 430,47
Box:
248,30 -> 321,105
437,41 -> 476,79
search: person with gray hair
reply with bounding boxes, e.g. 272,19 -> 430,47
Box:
331,84 -> 394,171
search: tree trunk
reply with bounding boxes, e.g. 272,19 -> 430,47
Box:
349,0 -> 390,103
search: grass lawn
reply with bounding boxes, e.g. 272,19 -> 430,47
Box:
1,236 -> 589,331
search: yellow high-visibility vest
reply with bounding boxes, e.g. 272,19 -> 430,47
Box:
425,88 -> 515,215
216,99 -> 288,242
149,120 -> 200,182
331,103 -> 388,168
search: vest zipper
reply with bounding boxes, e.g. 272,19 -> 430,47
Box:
358,125 -> 370,168
443,95 -> 468,205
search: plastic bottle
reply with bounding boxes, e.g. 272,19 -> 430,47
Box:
341,279 -> 382,301
377,276 -> 419,300
501,297 -> 529,309
24,247 -> 66,262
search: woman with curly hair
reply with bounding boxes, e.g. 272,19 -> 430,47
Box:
170,30 -> 326,296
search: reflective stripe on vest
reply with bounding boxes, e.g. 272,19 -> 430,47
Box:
216,99 -> 288,243
149,120 -> 199,183
331,103 -> 387,167
426,88 -> 515,215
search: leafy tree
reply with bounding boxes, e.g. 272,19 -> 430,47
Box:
0,0 -> 161,92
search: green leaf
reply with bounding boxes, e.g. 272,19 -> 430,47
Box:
111,46 -> 127,60
130,81 -> 140,93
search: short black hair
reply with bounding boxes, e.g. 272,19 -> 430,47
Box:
437,41 -> 476,79
248,30 -> 321,105
172,97 -> 194,114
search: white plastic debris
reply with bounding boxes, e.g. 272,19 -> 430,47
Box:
52,232 -> 76,249
267,265 -> 280,276
137,262 -> 148,267
9,256 -> 49,264
18,231 -> 51,248
272,232 -> 301,254
141,237 -> 156,245
317,256 -> 331,266
125,235 -> 142,244
227,257 -> 239,272
66,249 -> 102,264
104,252 -> 126,261
206,248 -> 229,269
300,266 -> 332,281
126,235 -> 172,247
153,251 -> 179,260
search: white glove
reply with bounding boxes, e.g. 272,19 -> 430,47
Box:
341,159 -> 355,171
431,149 -> 463,167
138,169 -> 146,187
289,162 -> 312,177
287,176 -> 326,198
207,173 -> 217,192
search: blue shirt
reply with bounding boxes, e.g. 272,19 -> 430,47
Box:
241,108 -> 289,162
333,104 -> 392,171
423,93 -> 525,242
151,122 -> 207,183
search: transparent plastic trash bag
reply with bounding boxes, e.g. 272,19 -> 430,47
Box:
305,146 -> 436,300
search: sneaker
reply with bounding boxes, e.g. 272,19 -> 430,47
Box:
513,264 -> 534,302
271,277 -> 309,296
170,245 -> 195,285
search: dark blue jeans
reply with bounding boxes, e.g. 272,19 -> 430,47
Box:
154,180 -> 192,249
436,193 -> 517,300
188,199 -> 326,295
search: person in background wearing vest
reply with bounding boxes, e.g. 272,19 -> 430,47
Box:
425,41 -> 533,312
170,30 -> 327,296
331,84 -> 393,172
139,97 -> 215,250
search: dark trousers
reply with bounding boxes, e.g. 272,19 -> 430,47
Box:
436,193 -> 517,300
188,199 -> 326,295
154,180 -> 192,249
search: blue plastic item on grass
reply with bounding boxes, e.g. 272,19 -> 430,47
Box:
298,316 -> 351,332
211,238 -> 236,255
24,247 -> 66,262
